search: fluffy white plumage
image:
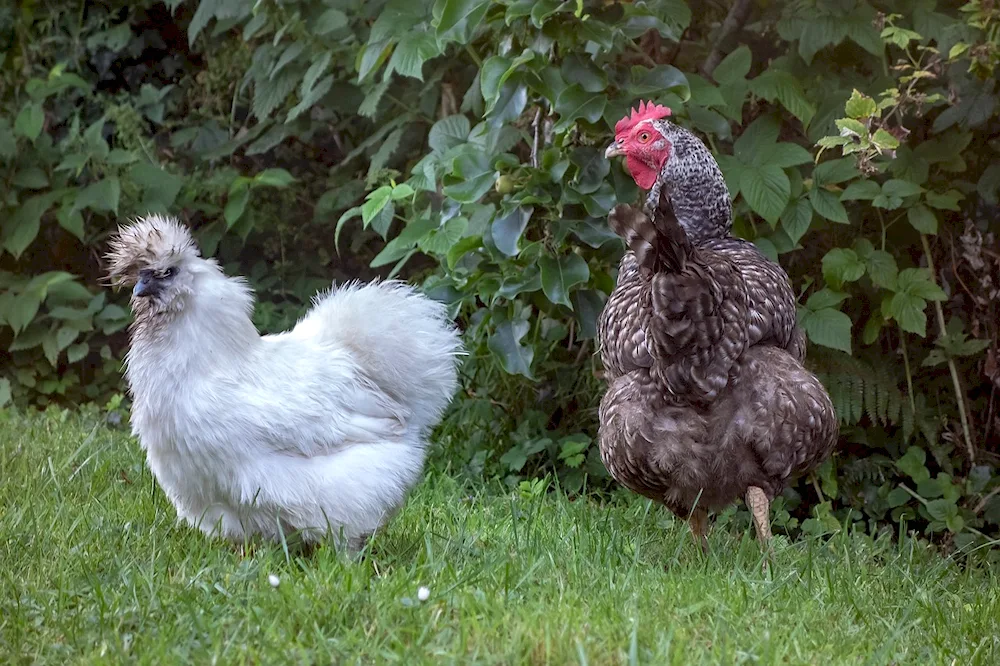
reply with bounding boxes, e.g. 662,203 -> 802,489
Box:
106,214 -> 463,548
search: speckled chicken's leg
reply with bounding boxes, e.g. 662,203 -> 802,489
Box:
745,486 -> 772,544
688,507 -> 709,554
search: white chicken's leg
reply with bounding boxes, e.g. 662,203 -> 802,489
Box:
745,486 -> 772,544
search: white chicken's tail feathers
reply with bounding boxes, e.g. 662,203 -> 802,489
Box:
298,279 -> 463,434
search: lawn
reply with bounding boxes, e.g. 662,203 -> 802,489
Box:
1,409 -> 997,664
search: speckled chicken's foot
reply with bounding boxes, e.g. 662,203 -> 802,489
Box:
745,486 -> 772,545
688,507 -> 709,554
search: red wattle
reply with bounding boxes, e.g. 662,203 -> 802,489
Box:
627,155 -> 657,190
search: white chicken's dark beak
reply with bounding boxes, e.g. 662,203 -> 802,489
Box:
605,142 -> 624,159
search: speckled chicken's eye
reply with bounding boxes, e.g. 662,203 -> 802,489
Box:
638,131 -> 651,143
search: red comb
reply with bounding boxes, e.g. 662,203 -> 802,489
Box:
614,100 -> 672,135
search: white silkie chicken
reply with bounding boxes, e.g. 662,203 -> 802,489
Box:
106,214 -> 462,549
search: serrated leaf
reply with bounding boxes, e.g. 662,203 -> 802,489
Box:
865,250 -> 898,289
254,168 -> 296,188
740,165 -> 789,226
15,102 -> 44,140
803,307 -> 853,354
386,30 -> 439,81
924,189 -> 962,211
540,254 -> 589,308
713,45 -> 751,83
315,8 -> 348,34
734,115 -> 779,163
750,69 -> 815,126
73,177 -> 120,215
835,117 -> 868,137
813,158 -> 858,186
822,248 -> 865,288
224,188 -> 250,228
4,192 -> 60,258
780,196 -> 812,244
871,128 -> 899,150
810,188 -> 849,223
435,0 -> 491,37
759,142 -> 813,168
489,319 -> 534,377
897,268 -> 946,301
881,179 -> 922,199
361,186 -> 393,226
805,288 -> 849,310
896,447 -> 930,483
67,342 -> 89,363
840,180 -> 881,201
428,115 -> 470,153
844,89 -> 877,119
12,167 -> 49,189
889,292 -> 927,336
906,205 -> 937,234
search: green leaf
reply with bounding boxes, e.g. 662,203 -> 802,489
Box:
0,378 -> 9,407
740,165 -> 790,226
802,307 -> 853,354
560,54 -> 607,94
865,250 -> 898,289
419,216 -> 468,255
443,153 -> 496,203
907,205 -> 937,234
813,158 -> 858,186
315,8 -> 348,34
12,167 -> 49,189
224,188 -> 250,228
428,115 -> 470,153
822,248 -> 865,288
492,206 -> 533,257
759,142 -> 813,168
56,204 -> 85,241
809,188 -> 849,223
4,192 -> 60,258
254,168 -> 296,188
73,177 -> 121,214
629,65 -> 690,100
7,291 -> 43,335
887,487 -> 911,508
489,319 -> 534,377
835,117 -> 868,137
924,189 -> 962,211
871,128 -> 899,151
386,30 -> 439,81
896,268 -> 946,301
539,254 -> 590,308
434,0 -> 490,37
713,45 -> 751,83
844,89 -> 877,119
889,292 -> 927,336
750,69 -> 815,126
553,84 -> 607,133
361,186 -> 393,226
15,102 -> 44,140
840,180 -> 881,201
780,197 -> 812,244
896,447 -> 930,483
881,179 -> 922,199
805,288 -> 849,310
734,115 -> 779,163
67,343 -> 89,363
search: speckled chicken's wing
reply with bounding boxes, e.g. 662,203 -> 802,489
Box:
598,205 -> 751,404
698,238 -> 805,363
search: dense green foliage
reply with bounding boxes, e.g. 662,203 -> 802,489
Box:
2,410 -> 998,663
1,1 -> 998,548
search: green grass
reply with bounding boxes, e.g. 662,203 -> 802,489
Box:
1,410 -> 998,664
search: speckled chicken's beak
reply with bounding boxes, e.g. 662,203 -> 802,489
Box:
605,141 -> 624,159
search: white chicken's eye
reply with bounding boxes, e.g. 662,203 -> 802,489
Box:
161,267 -> 177,278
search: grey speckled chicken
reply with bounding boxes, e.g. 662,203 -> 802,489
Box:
596,102 -> 838,547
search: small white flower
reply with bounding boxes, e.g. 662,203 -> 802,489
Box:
417,586 -> 430,601
268,574 -> 280,588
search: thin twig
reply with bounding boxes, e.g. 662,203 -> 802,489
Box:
531,107 -> 542,169
920,233 -> 975,464
973,486 -> 1000,514
700,0 -> 754,79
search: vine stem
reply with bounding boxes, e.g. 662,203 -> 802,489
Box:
899,330 -> 916,416
920,233 -> 975,465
